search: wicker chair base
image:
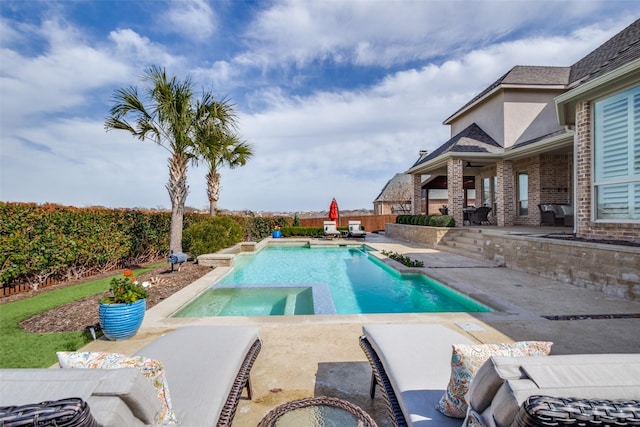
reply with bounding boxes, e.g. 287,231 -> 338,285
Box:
511,395 -> 640,427
217,338 -> 262,427
359,336 -> 408,427
0,398 -> 99,427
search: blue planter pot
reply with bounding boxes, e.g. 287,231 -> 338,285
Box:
99,299 -> 146,340
272,230 -> 282,238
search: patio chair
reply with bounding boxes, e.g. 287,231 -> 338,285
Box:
360,324 -> 475,427
323,221 -> 341,239
347,220 -> 366,239
468,206 -> 491,225
0,326 -> 262,427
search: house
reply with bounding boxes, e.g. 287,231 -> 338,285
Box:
406,19 -> 640,241
373,173 -> 413,214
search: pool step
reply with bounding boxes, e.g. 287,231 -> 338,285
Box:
437,229 -> 487,262
284,293 -> 297,315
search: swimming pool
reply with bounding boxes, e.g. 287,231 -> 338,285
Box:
174,245 -> 491,316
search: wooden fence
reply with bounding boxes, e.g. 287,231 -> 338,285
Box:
1,261 -> 130,298
299,214 -> 397,232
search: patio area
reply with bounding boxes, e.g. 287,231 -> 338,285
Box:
78,232 -> 640,426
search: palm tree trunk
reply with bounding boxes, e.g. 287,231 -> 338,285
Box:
207,169 -> 220,216
166,152 -> 189,253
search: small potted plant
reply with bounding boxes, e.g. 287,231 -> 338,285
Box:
271,225 -> 282,238
99,269 -> 150,340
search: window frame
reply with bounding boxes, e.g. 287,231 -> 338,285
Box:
592,85 -> 640,222
517,172 -> 529,216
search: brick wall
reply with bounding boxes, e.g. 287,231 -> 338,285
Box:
447,159 -> 465,226
496,160 -> 515,226
540,154 -> 572,205
412,174 -> 422,215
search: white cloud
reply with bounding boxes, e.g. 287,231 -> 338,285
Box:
238,0 -> 633,70
164,0 -> 216,42
1,1 -> 638,212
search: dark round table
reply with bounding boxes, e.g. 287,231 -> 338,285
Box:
257,396 -> 378,427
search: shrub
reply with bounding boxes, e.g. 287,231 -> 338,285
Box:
429,215 -> 455,227
381,250 -> 424,267
0,202 -> 171,287
396,215 -> 413,224
182,216 -> 244,257
281,226 -> 322,237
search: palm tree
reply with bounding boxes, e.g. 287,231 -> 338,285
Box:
193,97 -> 253,216
105,66 -> 198,253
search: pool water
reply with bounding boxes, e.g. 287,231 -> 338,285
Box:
174,287 -> 314,317
176,246 -> 491,316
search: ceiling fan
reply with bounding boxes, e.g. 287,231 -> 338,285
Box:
465,161 -> 483,168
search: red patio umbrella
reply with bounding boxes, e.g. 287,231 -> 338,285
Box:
329,198 -> 339,227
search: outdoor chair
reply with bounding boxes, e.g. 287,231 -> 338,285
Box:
323,221 -> 341,239
0,326 -> 262,427
468,206 -> 491,225
347,220 -> 366,239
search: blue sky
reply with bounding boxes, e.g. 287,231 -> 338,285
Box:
1,1 -> 639,213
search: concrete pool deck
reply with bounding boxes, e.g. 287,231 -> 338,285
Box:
79,232 -> 640,426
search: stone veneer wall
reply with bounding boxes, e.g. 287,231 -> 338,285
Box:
385,224 -> 640,302
385,223 -> 452,247
483,233 -> 640,301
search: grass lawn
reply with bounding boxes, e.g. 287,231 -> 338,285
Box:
0,264 -> 161,368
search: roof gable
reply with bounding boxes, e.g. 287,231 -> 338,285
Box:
411,123 -> 502,168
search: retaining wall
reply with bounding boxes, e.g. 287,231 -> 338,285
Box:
384,223 -> 452,247
386,224 -> 640,302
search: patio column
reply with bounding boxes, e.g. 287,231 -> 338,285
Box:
496,160 -> 515,226
411,173 -> 422,214
447,158 -> 464,227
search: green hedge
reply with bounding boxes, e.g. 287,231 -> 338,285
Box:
395,214 -> 455,227
0,202 -> 295,288
0,202 -> 172,287
182,216 -> 244,257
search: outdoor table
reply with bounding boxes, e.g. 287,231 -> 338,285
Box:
257,396 -> 377,427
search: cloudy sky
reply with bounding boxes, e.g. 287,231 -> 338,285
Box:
1,1 -> 638,213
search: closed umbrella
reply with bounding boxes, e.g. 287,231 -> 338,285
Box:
329,198 -> 339,227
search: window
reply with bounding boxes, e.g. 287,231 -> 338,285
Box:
482,176 -> 498,212
517,173 -> 528,216
594,85 -> 640,220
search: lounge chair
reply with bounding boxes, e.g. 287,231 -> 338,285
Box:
0,326 -> 262,427
347,220 -> 366,239
360,324 -> 474,426
360,324 -> 640,427
323,221 -> 341,239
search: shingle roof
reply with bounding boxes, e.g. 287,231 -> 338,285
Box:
569,18 -> 640,86
411,123 -> 502,168
508,129 -> 570,150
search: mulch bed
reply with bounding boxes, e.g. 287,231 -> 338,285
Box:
4,261 -> 213,334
